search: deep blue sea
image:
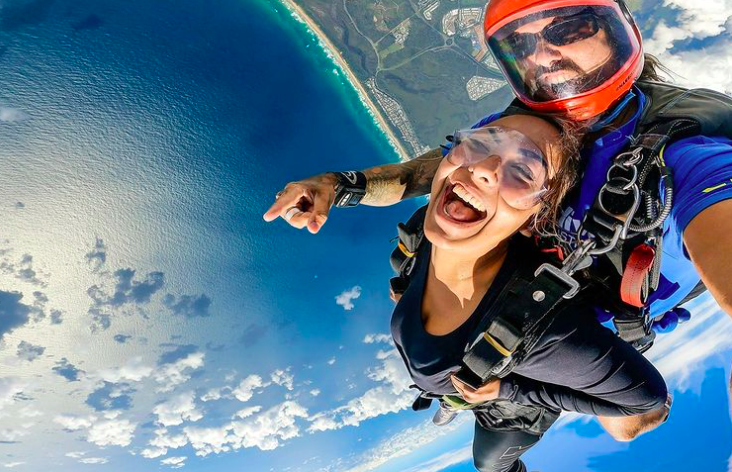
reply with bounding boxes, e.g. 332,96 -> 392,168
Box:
0,1 -> 423,470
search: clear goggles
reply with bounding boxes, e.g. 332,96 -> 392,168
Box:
486,4 -> 640,103
446,126 -> 548,210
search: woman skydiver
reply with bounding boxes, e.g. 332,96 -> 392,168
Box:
389,113 -> 670,472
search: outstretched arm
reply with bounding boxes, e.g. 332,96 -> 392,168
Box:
263,148 -> 442,233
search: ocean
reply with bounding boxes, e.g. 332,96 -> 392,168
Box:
0,0 -> 420,470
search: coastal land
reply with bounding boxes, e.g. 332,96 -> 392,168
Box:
278,0 -> 410,160
277,0 -> 516,161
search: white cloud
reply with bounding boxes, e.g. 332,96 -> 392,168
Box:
644,1 -> 732,94
54,414 -> 96,431
271,369 -> 294,391
336,286 -> 362,311
153,391 -> 203,427
340,416 -> 473,472
182,401 -> 309,457
161,456 -> 187,469
183,425 -> 234,457
200,387 -> 226,402
363,334 -> 393,345
97,356 -> 153,383
87,418 -> 136,447
233,406 -> 262,419
232,375 -> 265,402
79,457 -> 109,465
648,297 -> 732,391
0,378 -> 24,411
0,107 -> 29,123
65,452 -> 87,459
0,429 -> 28,441
308,349 -> 413,432
310,389 -> 321,397
327,357 -> 336,365
142,429 -> 188,459
402,445 -> 472,472
2,463 -> 25,469
154,352 -> 205,393
229,401 -> 309,452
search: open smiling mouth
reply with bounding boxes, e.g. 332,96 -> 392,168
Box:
440,182 -> 488,225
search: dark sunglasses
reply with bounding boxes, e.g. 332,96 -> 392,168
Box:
503,10 -> 600,59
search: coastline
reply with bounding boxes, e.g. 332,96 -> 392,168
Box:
276,0 -> 411,162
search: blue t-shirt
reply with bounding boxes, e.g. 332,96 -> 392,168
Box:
471,86 -> 732,319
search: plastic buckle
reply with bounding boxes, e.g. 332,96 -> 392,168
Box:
534,263 -> 581,299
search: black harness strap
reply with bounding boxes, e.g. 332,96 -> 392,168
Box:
456,263 -> 580,388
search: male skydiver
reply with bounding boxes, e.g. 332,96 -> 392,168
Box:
264,0 -> 732,439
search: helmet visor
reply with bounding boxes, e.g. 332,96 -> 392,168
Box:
487,4 -> 640,104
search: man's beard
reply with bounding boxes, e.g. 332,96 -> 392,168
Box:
526,56 -> 615,101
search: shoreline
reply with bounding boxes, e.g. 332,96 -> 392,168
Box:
276,0 -> 411,162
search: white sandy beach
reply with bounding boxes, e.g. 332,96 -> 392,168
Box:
277,0 -> 411,161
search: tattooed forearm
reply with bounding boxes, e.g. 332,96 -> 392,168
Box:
360,148 -> 442,206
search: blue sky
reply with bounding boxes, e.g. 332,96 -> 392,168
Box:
1,0 -> 732,471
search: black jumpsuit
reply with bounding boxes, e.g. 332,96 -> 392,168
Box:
391,236 -> 668,472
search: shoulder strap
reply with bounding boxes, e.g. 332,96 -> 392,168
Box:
389,205 -> 428,300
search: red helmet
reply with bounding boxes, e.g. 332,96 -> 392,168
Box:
484,0 -> 644,121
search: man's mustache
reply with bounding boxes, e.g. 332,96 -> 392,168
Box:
534,59 -> 584,80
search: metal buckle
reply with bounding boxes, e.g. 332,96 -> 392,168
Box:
534,263 -> 581,299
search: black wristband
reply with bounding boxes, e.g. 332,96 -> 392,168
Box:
333,171 -> 367,208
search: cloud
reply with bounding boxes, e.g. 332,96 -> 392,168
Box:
239,323 -> 268,348
141,428 -> 188,459
79,457 -> 109,465
2,463 -> 25,469
340,416 -> 473,472
89,269 -> 164,307
402,446 -> 472,472
87,269 -> 165,329
86,382 -> 134,412
163,294 -> 212,318
54,415 -> 96,431
336,286 -> 362,311
0,290 -> 31,339
271,369 -> 294,391
233,406 -> 262,419
200,387 -> 227,402
153,391 -> 203,427
97,356 -> 153,384
363,334 -> 393,345
161,456 -> 187,469
85,238 -> 107,270
228,401 -> 309,452
310,389 -> 321,397
53,358 -> 85,382
154,351 -> 205,393
16,341 -> 45,362
50,309 -> 63,324
0,107 -> 29,123
183,401 -> 309,457
307,349 -> 413,432
643,1 -> 732,94
647,297 -> 732,391
87,417 -> 136,447
113,334 -> 132,344
232,375 -> 265,402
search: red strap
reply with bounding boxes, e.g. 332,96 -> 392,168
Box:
620,244 -> 656,307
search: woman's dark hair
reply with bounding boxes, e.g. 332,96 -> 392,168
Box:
531,121 -> 582,238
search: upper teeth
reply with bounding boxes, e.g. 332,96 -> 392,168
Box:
453,183 -> 485,212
